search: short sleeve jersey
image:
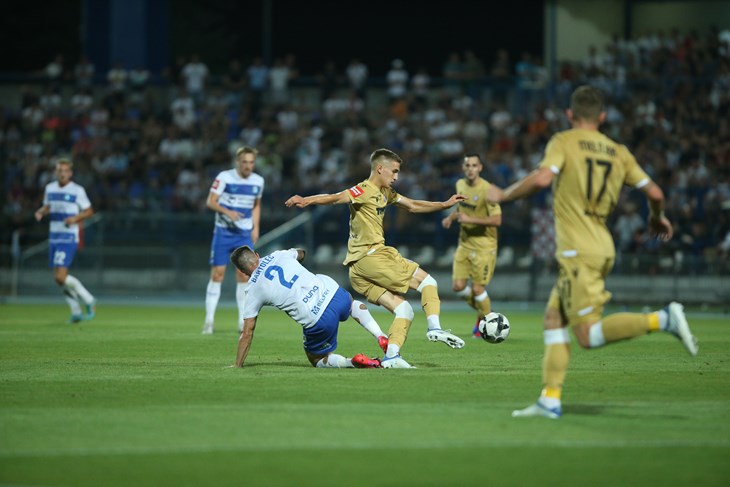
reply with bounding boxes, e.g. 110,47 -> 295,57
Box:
243,249 -> 340,329
455,177 -> 501,251
539,128 -> 650,258
42,181 -> 92,244
209,169 -> 264,235
343,180 -> 400,265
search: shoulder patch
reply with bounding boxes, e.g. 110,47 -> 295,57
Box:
348,185 -> 365,198
211,179 -> 220,190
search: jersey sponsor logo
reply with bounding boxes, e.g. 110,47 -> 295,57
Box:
348,185 -> 364,198
211,179 -> 220,190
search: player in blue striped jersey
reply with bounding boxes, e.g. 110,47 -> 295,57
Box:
203,146 -> 265,334
34,159 -> 96,323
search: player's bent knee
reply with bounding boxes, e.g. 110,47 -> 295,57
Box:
394,301 -> 414,321
416,274 -> 437,293
573,323 -> 593,349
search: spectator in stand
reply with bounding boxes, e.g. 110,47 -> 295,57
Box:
44,54 -> 65,84
224,59 -> 246,108
346,58 -> 369,100
246,56 -> 269,118
318,61 -> 341,103
411,66 -> 431,110
107,61 -> 128,97
269,57 -> 292,105
490,49 -> 511,105
386,59 -> 409,105
442,52 -> 465,97
181,53 -> 209,104
73,55 -> 95,88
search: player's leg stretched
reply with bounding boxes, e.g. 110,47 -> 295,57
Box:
63,289 -> 84,323
313,353 -> 379,369
418,272 -> 464,349
577,306 -> 698,356
349,298 -> 388,353
64,275 -> 95,320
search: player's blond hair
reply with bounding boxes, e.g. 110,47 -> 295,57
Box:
235,146 -> 258,158
56,158 -> 73,169
570,85 -> 604,122
369,148 -> 402,170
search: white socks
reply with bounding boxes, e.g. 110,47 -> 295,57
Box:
350,300 -> 385,338
205,280 -> 221,324
386,343 -> 401,358
426,315 -> 441,331
64,275 -> 94,305
316,353 -> 351,368
63,290 -> 82,315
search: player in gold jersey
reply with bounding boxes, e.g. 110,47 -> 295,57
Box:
442,154 -> 502,337
286,148 -> 467,368
487,85 -> 698,418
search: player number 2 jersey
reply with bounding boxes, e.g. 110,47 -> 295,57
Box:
210,169 -> 264,235
539,128 -> 650,258
243,249 -> 340,329
42,181 -> 91,244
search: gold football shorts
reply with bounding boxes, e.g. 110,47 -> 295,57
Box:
547,253 -> 614,326
348,246 -> 419,303
452,246 -> 497,285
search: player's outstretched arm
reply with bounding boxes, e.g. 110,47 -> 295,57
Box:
234,317 -> 258,367
285,191 -> 349,208
397,194 -> 466,213
487,167 -> 553,203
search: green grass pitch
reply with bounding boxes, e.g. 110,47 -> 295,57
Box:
1,302 -> 728,486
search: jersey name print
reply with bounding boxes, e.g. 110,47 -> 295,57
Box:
540,128 -> 649,258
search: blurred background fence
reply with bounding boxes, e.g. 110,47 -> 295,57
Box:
3,205 -> 728,307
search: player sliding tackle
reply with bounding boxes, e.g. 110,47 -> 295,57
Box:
286,148 -> 467,369
229,246 -> 387,368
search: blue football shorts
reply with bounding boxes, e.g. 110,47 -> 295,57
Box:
48,242 -> 78,268
302,287 -> 351,356
209,230 -> 253,266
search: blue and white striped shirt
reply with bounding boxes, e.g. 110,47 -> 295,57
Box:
209,169 -> 264,235
42,181 -> 91,244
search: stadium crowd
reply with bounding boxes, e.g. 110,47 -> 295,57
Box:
2,27 -> 730,270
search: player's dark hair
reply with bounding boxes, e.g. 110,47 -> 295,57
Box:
370,148 -> 402,168
230,245 -> 257,274
570,85 -> 604,122
464,153 -> 482,163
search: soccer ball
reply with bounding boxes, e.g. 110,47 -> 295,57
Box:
478,312 -> 511,343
